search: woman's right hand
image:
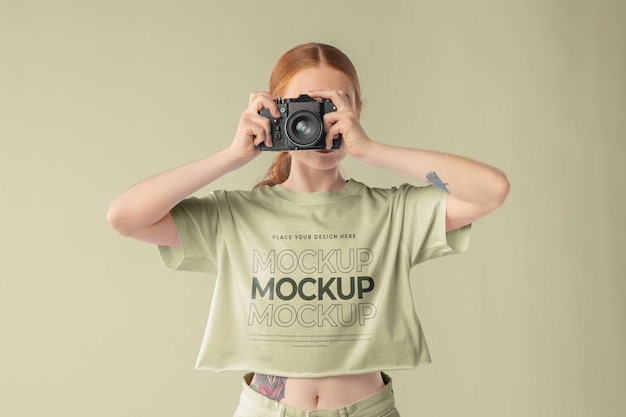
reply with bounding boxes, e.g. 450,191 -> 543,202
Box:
107,92 -> 282,246
229,92 -> 281,163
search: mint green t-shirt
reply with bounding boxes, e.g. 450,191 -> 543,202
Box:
159,179 -> 470,377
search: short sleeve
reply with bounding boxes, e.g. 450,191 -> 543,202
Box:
402,184 -> 471,266
158,195 -> 219,274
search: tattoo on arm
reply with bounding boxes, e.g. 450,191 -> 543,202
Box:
251,374 -> 287,402
426,171 -> 450,193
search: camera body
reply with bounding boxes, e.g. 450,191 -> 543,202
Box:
259,94 -> 341,151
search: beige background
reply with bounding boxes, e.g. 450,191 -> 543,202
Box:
1,0 -> 624,416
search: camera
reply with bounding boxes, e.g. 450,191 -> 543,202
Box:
259,94 -> 341,151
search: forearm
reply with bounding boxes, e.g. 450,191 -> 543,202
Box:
358,141 -> 509,209
107,147 -> 244,235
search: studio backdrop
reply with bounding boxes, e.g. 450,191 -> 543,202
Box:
1,1 -> 624,416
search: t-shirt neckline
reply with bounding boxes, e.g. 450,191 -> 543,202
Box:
269,178 -> 361,203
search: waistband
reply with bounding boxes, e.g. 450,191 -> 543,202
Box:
236,372 -> 397,417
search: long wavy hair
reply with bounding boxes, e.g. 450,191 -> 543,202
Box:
254,43 -> 362,188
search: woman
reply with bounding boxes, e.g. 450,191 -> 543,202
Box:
107,43 -> 509,416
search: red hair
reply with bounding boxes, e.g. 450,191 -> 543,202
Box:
255,43 -> 362,188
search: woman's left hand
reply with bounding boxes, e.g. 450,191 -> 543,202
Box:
307,89 -> 373,159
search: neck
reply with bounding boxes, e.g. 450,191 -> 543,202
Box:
281,165 -> 346,193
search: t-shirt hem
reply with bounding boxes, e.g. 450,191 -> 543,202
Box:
192,361 -> 433,378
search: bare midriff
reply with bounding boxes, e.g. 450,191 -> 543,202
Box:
249,372 -> 385,410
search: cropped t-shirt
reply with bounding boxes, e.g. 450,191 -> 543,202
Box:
158,179 -> 470,377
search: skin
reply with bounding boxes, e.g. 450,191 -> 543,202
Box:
278,66 -> 356,193
107,64 -> 510,410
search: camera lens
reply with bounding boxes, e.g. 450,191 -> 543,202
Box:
295,120 -> 313,136
286,111 -> 322,147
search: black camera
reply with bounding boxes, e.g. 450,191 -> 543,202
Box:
259,94 -> 341,151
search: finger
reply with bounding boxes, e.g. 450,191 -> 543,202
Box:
249,96 -> 279,117
322,111 -> 340,133
248,92 -> 281,118
249,124 -> 268,147
308,89 -> 351,111
324,122 -> 342,149
248,91 -> 275,106
255,116 -> 273,147
262,118 -> 273,148
241,115 -> 271,147
323,109 -> 358,139
254,114 -> 273,147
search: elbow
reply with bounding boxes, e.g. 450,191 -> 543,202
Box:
106,201 -> 134,237
489,170 -> 511,210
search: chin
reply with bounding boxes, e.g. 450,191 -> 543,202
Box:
292,149 -> 346,170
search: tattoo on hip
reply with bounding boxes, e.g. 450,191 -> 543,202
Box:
251,374 -> 288,402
